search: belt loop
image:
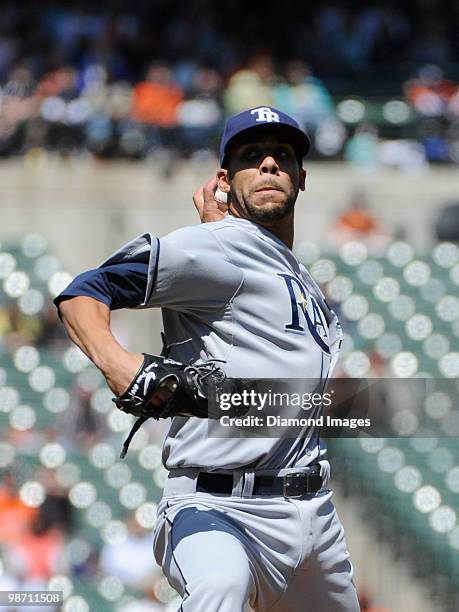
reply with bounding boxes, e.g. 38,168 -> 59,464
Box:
318,460 -> 330,488
231,469 -> 244,497
242,470 -> 255,497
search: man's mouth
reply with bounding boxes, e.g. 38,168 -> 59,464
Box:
254,186 -> 282,193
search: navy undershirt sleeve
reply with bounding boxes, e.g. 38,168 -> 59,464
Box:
54,261 -> 149,310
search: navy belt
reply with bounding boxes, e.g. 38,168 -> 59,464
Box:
196,465 -> 323,498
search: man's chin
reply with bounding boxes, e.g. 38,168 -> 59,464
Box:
247,201 -> 293,223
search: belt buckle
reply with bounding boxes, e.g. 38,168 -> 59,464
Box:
283,472 -> 308,498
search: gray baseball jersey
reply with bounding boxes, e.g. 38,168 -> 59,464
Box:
102,215 -> 342,471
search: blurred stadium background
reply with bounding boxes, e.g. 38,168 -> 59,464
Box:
1,1 -> 459,610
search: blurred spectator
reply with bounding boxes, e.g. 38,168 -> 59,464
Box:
417,118 -> 450,162
0,3 -> 456,163
100,514 -> 161,590
131,63 -> 183,154
57,377 -> 108,450
224,53 -> 277,114
328,190 -> 392,250
176,67 -> 223,155
377,138 -> 428,172
0,65 -> 37,155
37,469 -> 73,535
405,64 -> 458,118
0,33 -> 18,83
0,2 -> 454,90
132,63 -> 183,128
35,306 -> 68,350
34,68 -> 86,153
313,5 -> 411,75
1,303 -> 41,353
2,65 -> 36,114
0,306 -> 12,345
333,191 -> 380,235
273,61 -> 335,134
37,66 -> 80,100
0,470 -> 37,545
344,124 -> 379,168
1,302 -> 66,354
5,515 -> 67,587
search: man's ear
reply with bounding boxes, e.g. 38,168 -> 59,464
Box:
299,168 -> 306,191
217,169 -> 231,193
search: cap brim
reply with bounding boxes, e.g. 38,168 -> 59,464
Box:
221,123 -> 310,167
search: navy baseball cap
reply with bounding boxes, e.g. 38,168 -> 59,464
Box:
219,106 -> 310,167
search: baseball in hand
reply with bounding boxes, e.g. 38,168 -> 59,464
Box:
215,188 -> 228,204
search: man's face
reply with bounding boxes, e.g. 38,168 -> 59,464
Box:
218,134 -> 306,224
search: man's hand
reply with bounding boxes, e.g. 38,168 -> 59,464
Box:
104,349 -> 174,406
193,176 -> 229,223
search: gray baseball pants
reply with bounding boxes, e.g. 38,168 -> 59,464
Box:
153,465 -> 359,612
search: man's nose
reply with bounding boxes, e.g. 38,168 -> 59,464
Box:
260,155 -> 279,174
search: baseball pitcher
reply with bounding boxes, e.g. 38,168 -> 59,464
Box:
55,107 -> 359,611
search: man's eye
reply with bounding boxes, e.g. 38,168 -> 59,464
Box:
275,148 -> 290,159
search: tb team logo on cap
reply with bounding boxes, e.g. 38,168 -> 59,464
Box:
219,106 -> 310,166
250,107 -> 280,123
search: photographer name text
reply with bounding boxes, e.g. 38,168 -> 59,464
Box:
219,415 -> 371,429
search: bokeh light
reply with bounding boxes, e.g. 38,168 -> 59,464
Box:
4,271 -> 30,297
413,485 -> 441,513
14,345 -> 40,372
135,502 -> 158,529
69,482 -> 97,509
10,404 -> 36,431
19,481 -> 46,507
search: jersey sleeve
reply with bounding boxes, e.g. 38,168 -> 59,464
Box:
54,261 -> 149,309
144,225 -> 243,312
54,227 -> 243,314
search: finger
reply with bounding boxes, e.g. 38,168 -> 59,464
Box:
202,176 -> 219,206
192,186 -> 204,216
215,199 -> 229,214
194,176 -> 229,223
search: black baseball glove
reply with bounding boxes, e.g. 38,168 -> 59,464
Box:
113,352 -> 243,458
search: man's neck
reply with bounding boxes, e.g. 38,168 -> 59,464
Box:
259,218 -> 294,249
229,208 -> 294,250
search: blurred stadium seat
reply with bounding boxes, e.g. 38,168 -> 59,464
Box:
0,236 -> 176,610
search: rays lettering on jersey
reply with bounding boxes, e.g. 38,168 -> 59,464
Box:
277,273 -> 330,354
